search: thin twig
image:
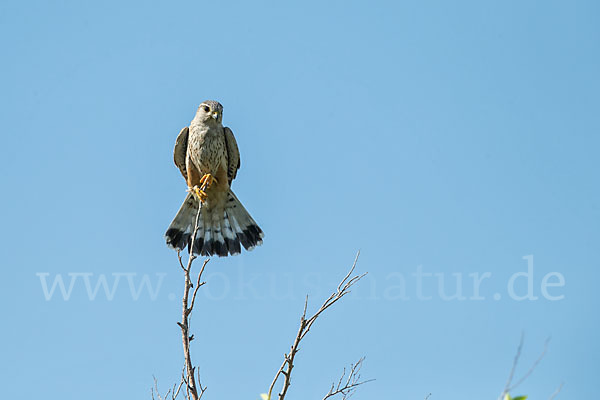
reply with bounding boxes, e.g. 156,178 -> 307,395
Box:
152,376 -> 173,400
499,334 -> 551,400
171,371 -> 185,400
188,259 -> 209,316
501,332 -> 525,397
267,251 -> 367,400
151,376 -> 161,400
510,337 -> 550,390
322,357 -> 374,400
548,382 -> 564,400
196,367 -> 207,399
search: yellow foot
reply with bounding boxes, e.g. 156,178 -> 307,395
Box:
198,173 -> 218,191
188,186 -> 208,203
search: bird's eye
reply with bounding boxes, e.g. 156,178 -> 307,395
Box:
203,106 -> 210,112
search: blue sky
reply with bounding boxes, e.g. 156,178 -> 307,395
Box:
1,0 -> 598,398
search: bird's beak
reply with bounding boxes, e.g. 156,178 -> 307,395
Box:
212,111 -> 219,120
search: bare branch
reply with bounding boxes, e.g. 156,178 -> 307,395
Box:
499,334 -> 550,400
188,259 -> 209,315
548,382 -> 564,400
177,250 -> 186,272
501,331 -> 525,397
267,252 -> 367,400
510,337 -> 550,390
196,367 -> 207,399
151,376 -> 161,400
152,376 -> 174,400
177,205 -> 209,400
171,372 -> 185,400
322,357 -> 374,400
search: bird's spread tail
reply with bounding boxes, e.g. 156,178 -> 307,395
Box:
165,191 -> 263,257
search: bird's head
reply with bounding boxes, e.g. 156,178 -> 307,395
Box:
195,100 -> 224,124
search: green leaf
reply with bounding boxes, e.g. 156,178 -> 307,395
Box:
512,397 -> 527,400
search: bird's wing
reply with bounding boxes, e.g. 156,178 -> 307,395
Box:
224,126 -> 241,184
174,126 -> 189,180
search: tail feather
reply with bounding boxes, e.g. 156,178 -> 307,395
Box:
209,208 -> 227,257
191,236 -> 203,254
226,191 -> 264,250
165,193 -> 197,250
190,214 -> 204,255
221,212 -> 241,255
165,190 -> 263,257
199,213 -> 213,255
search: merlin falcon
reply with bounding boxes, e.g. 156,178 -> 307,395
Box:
165,100 -> 264,257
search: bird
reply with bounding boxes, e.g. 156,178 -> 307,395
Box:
165,100 -> 264,257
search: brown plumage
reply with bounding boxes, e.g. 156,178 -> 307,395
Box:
165,100 -> 264,257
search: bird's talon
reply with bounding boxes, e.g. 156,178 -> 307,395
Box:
189,186 -> 208,203
199,174 -> 218,191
